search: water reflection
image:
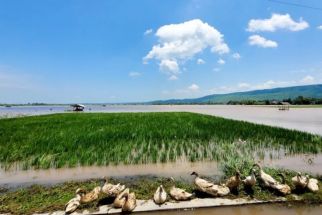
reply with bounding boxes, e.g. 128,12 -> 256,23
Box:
135,204 -> 322,215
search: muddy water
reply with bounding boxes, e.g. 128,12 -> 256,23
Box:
264,154 -> 322,175
137,204 -> 322,215
1,105 -> 322,135
0,161 -> 219,187
1,154 -> 322,188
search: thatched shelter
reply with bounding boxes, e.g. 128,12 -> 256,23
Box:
71,104 -> 85,112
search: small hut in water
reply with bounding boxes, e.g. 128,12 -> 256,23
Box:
71,104 -> 85,112
278,102 -> 290,111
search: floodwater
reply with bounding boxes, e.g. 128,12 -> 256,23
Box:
136,204 -> 322,215
1,154 -> 322,188
1,105 -> 322,135
1,105 -> 322,187
0,161 -> 219,187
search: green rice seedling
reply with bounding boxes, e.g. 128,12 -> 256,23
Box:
0,112 -> 321,170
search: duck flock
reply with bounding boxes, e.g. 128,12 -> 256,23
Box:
65,163 -> 319,214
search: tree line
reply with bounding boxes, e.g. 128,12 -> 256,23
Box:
227,96 -> 322,105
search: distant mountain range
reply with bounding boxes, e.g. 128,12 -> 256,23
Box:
149,84 -> 322,104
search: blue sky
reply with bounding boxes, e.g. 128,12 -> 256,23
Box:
0,0 -> 322,103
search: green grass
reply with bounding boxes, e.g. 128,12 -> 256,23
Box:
0,112 -> 321,170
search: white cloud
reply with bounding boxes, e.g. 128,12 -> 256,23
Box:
238,82 -> 250,89
217,58 -> 225,65
208,75 -> 318,94
317,25 -> 322,30
169,75 -> 178,81
144,19 -> 229,79
232,53 -> 241,60
248,35 -> 278,48
129,72 -> 141,77
300,75 -> 315,84
197,58 -> 205,64
188,83 -> 199,91
247,13 -> 309,32
253,80 -> 294,89
144,28 -> 153,35
162,84 -> 201,98
159,59 -> 180,76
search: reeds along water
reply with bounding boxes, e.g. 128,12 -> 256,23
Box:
0,112 -> 321,170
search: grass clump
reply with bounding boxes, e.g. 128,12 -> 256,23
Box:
0,112 -> 321,170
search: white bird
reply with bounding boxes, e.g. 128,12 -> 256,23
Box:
271,173 -> 291,195
190,171 -> 214,193
292,172 -> 308,189
153,185 -> 167,205
169,177 -> 193,201
242,168 -> 257,187
65,193 -> 82,214
191,171 -> 229,197
253,163 -> 277,187
307,177 -> 319,193
101,177 -> 126,197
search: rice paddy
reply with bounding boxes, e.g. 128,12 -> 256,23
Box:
0,112 -> 321,170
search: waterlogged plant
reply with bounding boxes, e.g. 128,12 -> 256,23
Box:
0,112 -> 321,170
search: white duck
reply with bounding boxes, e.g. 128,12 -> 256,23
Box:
271,173 -> 291,195
242,168 -> 257,187
65,193 -> 81,214
253,163 -> 277,187
291,172 -> 308,189
101,177 -> 126,197
169,177 -> 193,201
191,171 -> 230,197
307,177 -> 319,193
153,185 -> 167,205
190,171 -> 214,192
210,184 -> 230,197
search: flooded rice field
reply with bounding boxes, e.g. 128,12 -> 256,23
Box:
1,104 -> 322,135
1,153 -> 321,188
138,204 -> 322,215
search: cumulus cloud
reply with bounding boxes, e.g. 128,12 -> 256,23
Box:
144,19 -> 229,79
188,83 -> 200,91
247,13 -> 309,32
232,53 -> 241,60
129,72 -> 142,77
197,58 -> 205,64
248,35 -> 278,48
144,28 -> 153,35
300,75 -> 315,84
317,25 -> 322,30
159,59 -> 179,75
217,58 -> 225,65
